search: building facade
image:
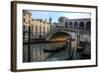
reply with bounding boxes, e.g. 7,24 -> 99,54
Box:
56,17 -> 91,31
23,10 -> 52,41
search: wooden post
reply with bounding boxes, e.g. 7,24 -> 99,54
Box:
67,37 -> 71,59
28,26 -> 31,62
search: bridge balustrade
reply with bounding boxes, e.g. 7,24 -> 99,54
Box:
45,25 -> 90,40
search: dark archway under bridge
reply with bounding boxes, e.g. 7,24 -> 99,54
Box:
48,32 -> 72,42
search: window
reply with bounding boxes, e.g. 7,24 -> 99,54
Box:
35,25 -> 38,36
79,22 -> 84,29
23,18 -> 25,22
24,25 -> 28,31
69,22 -> 73,28
29,15 -> 31,18
86,22 -> 91,30
65,22 -> 68,28
40,26 -> 41,33
23,25 -> 25,30
74,22 -> 78,29
43,26 -> 45,34
29,20 -> 31,23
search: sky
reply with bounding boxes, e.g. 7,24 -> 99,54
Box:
30,10 -> 91,23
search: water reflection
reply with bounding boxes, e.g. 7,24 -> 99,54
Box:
23,41 -> 90,62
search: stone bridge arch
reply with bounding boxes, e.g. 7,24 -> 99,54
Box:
46,31 -> 73,41
46,31 -> 77,50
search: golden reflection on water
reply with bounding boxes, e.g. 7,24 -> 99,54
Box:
48,41 -> 66,49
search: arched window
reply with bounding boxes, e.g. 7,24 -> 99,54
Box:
86,22 -> 91,30
74,22 -> 78,29
79,22 -> 84,29
65,22 -> 68,28
69,22 -> 73,28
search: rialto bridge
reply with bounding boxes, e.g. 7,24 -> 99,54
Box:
45,17 -> 91,43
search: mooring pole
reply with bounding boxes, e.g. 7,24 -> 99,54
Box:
28,26 -> 31,62
68,37 -> 72,60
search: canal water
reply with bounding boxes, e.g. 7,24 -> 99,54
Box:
23,41 -> 80,62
